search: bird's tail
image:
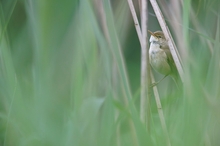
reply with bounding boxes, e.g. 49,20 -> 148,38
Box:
170,70 -> 182,90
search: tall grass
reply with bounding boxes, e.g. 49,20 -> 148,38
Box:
0,0 -> 220,146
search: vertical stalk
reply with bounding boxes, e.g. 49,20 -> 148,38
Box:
150,71 -> 171,146
126,0 -> 151,129
140,0 -> 151,130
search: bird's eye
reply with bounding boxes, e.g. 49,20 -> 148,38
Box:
158,36 -> 161,38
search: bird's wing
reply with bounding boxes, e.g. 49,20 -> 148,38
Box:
163,47 -> 178,77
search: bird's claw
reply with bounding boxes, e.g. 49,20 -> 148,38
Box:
150,82 -> 158,88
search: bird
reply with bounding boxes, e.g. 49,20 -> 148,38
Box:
148,30 -> 180,88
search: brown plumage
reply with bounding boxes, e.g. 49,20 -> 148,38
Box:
148,30 -> 179,87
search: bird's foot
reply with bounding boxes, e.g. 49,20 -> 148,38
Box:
150,82 -> 159,88
150,75 -> 168,88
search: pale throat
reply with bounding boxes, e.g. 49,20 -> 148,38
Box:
149,41 -> 161,55
149,35 -> 161,45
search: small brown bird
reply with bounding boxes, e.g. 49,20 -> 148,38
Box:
148,30 -> 179,87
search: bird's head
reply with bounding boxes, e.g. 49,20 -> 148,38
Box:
148,30 -> 166,45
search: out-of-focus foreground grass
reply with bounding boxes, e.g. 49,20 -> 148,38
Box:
0,0 -> 220,146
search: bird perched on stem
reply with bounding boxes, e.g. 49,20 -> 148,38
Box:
148,30 -> 180,88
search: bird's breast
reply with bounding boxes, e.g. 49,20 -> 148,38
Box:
149,43 -> 171,75
149,44 -> 163,60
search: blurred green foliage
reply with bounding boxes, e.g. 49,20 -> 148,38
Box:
0,0 -> 220,146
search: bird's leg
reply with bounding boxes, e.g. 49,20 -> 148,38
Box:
150,75 -> 168,87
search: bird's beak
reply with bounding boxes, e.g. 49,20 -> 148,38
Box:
148,30 -> 156,37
